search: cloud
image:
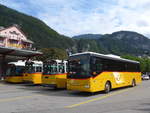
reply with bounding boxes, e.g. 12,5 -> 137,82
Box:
1,0 -> 150,37
0,0 -> 43,16
136,20 -> 149,27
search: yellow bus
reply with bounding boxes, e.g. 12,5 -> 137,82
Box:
67,52 -> 141,93
5,61 -> 25,83
42,60 -> 67,88
23,61 -> 43,84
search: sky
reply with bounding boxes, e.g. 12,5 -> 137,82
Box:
0,0 -> 150,37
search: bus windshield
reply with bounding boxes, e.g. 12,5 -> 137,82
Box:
36,66 -> 42,72
25,65 -> 43,73
43,62 -> 58,75
68,55 -> 91,78
6,65 -> 25,76
25,64 -> 35,73
25,61 -> 43,73
43,60 -> 67,75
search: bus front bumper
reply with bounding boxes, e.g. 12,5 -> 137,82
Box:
67,82 -> 92,92
5,76 -> 23,83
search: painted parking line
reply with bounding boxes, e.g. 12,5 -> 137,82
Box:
0,90 -> 18,93
0,89 -> 26,93
0,94 -> 42,103
0,84 -> 5,86
65,88 -> 134,108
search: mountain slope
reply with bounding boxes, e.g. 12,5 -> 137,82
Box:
73,34 -> 102,39
100,31 -> 150,55
75,31 -> 150,56
0,4 -> 75,49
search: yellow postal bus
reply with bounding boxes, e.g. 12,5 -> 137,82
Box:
5,61 -> 25,83
67,52 -> 141,93
42,60 -> 67,88
23,61 -> 43,84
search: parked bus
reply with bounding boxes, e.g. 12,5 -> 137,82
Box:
42,60 -> 67,88
67,52 -> 141,93
5,60 -> 25,83
23,61 -> 43,84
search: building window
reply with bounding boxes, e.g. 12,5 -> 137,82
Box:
9,39 -> 18,44
0,39 -> 4,43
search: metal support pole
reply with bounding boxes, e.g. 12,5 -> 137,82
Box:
1,55 -> 6,80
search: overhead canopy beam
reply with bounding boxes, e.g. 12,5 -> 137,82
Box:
0,46 -> 42,58
0,50 -> 15,55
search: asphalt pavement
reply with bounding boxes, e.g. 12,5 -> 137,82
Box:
0,80 -> 149,113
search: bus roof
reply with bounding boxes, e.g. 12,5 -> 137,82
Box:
25,60 -> 43,66
55,60 -> 67,63
44,59 -> 67,63
8,60 -> 26,66
70,52 -> 139,64
32,61 -> 43,64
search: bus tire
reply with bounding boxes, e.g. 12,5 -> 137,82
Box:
131,79 -> 136,87
104,81 -> 111,93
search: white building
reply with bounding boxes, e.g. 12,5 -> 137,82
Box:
0,25 -> 33,50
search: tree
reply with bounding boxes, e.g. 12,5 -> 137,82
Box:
34,48 -> 68,61
122,55 -> 150,73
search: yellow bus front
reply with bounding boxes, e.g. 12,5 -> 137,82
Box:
23,61 -> 43,84
5,62 -> 25,83
67,73 -> 108,93
5,76 -> 23,83
23,72 -> 42,84
67,78 -> 93,92
42,60 -> 67,88
42,73 -> 67,88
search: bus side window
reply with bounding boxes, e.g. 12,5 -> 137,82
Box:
66,63 -> 68,73
137,65 -> 141,72
36,67 -> 42,72
12,66 -> 16,76
91,57 -> 103,75
58,65 -> 65,73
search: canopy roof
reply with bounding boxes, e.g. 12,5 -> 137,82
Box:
22,39 -> 33,43
0,46 -> 42,57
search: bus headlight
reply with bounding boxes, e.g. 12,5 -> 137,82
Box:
84,84 -> 90,88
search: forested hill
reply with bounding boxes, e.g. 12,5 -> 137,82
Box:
0,4 -> 75,49
73,34 -> 103,39
75,31 -> 150,56
1,4 -> 150,57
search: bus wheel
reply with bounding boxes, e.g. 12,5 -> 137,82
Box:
131,79 -> 136,87
104,82 -> 111,93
